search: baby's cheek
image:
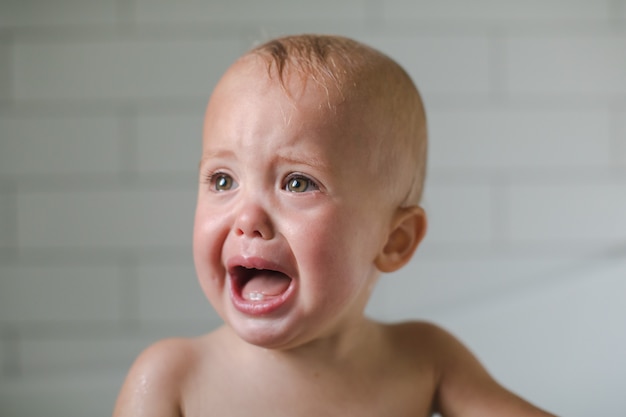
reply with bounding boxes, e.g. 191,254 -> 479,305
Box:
193,209 -> 228,285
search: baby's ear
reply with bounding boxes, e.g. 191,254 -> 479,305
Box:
374,206 -> 427,273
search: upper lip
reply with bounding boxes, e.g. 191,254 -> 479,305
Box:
225,255 -> 295,280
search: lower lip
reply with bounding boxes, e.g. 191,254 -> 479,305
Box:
229,277 -> 296,316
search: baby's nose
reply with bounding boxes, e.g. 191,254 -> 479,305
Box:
233,201 -> 274,240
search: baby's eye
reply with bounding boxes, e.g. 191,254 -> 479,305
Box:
208,172 -> 237,192
284,174 -> 319,193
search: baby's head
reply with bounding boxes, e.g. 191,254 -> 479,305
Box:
247,34 -> 428,206
196,34 -> 428,349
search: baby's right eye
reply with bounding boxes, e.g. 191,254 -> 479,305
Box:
208,172 -> 237,192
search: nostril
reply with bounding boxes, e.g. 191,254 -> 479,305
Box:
236,228 -> 266,239
235,229 -> 262,238
233,204 -> 274,239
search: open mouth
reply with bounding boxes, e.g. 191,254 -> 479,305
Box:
230,266 -> 293,302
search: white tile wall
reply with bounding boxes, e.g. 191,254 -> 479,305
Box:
134,0 -> 370,23
17,188 -> 195,248
429,108 -> 611,169
361,35 -> 491,96
506,34 -> 626,95
435,260 -> 626,416
1,1 -> 625,417
136,264 -> 217,322
509,184 -> 626,242
381,0 -> 613,21
12,39 -> 244,100
18,338 -> 140,377
136,114 -> 203,174
0,265 -> 121,321
0,0 -> 119,28
0,116 -> 121,175
0,374 -> 122,417
423,184 -> 494,243
367,257 -> 573,320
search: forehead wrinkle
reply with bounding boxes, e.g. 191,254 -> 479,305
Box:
275,148 -> 331,173
199,148 -> 237,170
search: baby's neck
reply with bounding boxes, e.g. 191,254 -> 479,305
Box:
225,318 -> 387,374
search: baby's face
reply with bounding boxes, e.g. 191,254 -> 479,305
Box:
193,57 -> 394,350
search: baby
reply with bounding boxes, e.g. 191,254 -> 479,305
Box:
113,34 -> 556,416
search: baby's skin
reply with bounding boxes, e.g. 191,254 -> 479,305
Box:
113,35 -> 557,417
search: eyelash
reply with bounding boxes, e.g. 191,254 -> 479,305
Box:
205,171 -> 236,192
204,171 -> 319,193
283,173 -> 319,193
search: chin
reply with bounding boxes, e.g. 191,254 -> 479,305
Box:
229,317 -> 308,351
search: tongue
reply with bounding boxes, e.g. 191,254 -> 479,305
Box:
242,271 -> 291,301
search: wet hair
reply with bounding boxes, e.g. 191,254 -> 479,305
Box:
249,34 -> 427,206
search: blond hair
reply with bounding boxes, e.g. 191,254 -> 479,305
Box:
249,34 -> 427,206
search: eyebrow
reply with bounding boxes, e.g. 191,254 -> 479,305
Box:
198,149 -> 236,171
198,147 -> 332,172
274,149 -> 331,172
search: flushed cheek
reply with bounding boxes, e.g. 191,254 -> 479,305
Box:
290,213 -> 375,302
193,206 -> 230,307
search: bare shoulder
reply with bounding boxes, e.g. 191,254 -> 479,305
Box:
112,337 -> 201,417
388,321 -> 557,417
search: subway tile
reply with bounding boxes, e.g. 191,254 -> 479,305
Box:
17,188 -> 196,248
509,184 -> 626,241
17,337 -> 150,376
428,109 -> 611,169
0,0 -> 118,28
506,34 -> 626,95
136,114 -> 203,174
134,0 -> 368,23
12,39 -> 243,101
0,265 -> 121,321
360,35 -> 490,96
137,264 -> 216,321
421,184 -> 494,243
0,373 -> 123,417
620,1 -> 626,21
436,260 -> 626,417
368,257 -> 570,320
0,116 -> 120,175
382,0 -> 611,21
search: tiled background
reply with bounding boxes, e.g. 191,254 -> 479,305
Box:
1,1 -> 626,416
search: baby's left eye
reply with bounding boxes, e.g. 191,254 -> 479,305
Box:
284,174 -> 319,193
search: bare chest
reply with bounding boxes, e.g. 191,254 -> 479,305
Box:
181,369 -> 436,417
